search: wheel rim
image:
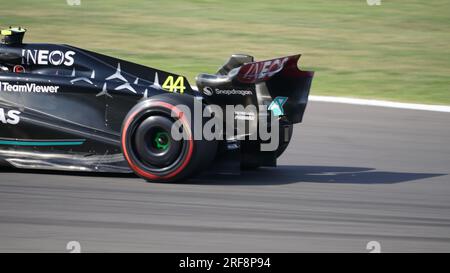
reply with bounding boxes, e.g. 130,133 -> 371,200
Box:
152,130 -> 170,151
121,101 -> 195,181
133,115 -> 184,170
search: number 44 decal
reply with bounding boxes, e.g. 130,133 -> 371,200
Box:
162,76 -> 186,93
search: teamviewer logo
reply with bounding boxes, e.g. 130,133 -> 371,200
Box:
66,0 -> 81,6
367,0 -> 381,5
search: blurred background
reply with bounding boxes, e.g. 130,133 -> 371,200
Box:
1,0 -> 449,104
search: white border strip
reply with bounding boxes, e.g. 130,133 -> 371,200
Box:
309,96 -> 450,113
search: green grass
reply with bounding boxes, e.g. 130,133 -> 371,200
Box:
1,0 -> 450,104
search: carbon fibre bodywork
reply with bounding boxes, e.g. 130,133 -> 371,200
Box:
0,37 -> 313,174
0,43 -> 198,172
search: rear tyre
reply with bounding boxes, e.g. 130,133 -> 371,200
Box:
121,93 -> 217,182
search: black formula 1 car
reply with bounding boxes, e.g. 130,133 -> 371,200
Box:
0,27 -> 314,182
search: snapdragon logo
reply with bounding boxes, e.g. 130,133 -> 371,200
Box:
22,49 -> 75,66
202,86 -> 253,96
215,88 -> 253,96
202,86 -> 213,96
0,108 -> 21,125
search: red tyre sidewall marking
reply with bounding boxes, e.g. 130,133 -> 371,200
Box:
121,101 -> 194,181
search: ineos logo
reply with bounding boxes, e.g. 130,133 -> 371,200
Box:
22,49 -> 76,66
0,108 -> 21,125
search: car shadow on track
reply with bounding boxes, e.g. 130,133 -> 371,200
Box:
0,165 -> 445,186
187,165 -> 446,186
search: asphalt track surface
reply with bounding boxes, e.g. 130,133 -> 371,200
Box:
0,101 -> 449,252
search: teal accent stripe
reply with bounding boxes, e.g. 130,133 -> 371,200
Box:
0,140 -> 85,146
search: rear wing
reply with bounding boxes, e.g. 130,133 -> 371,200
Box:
236,55 -> 314,123
236,54 -> 313,83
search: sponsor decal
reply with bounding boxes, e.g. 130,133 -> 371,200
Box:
21,49 -> 75,66
203,87 -> 252,96
234,111 -> 255,121
215,88 -> 252,96
268,96 -> 288,116
202,86 -> 213,96
239,57 -> 289,83
162,75 -> 186,94
0,108 -> 21,125
0,81 -> 60,93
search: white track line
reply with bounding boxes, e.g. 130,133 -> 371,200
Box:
192,86 -> 450,113
309,96 -> 450,113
